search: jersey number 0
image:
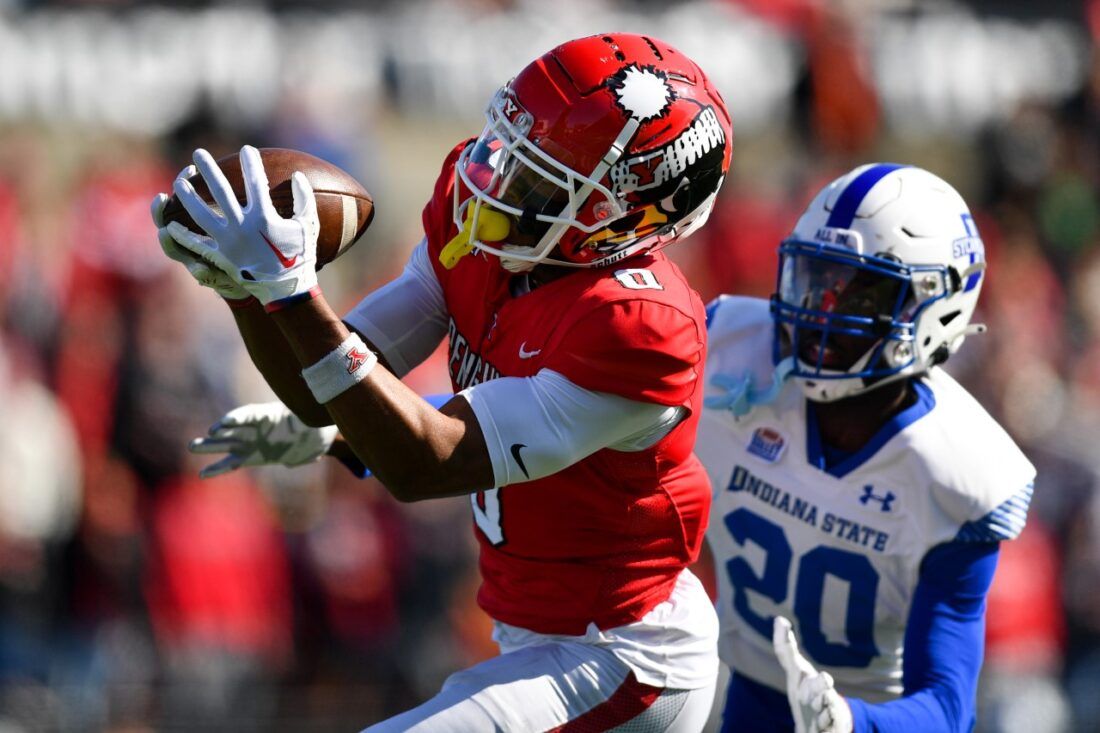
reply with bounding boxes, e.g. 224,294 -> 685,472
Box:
472,489 -> 505,545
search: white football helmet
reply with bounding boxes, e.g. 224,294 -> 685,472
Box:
772,163 -> 987,402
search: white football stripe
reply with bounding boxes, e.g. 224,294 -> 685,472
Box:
340,195 -> 357,251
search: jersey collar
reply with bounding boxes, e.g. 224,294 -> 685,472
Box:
805,380 -> 936,478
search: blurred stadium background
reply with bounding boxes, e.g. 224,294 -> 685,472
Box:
0,0 -> 1095,730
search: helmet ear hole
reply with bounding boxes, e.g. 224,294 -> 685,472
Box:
939,310 -> 961,327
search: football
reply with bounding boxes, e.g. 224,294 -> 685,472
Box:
161,148 -> 374,268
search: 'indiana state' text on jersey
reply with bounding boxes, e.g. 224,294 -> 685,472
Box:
698,296 -> 1036,701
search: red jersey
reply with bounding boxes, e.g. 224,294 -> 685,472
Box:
424,142 -> 711,635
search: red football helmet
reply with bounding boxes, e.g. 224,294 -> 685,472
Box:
452,33 -> 733,271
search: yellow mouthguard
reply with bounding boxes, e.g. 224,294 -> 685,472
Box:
439,207 -> 511,269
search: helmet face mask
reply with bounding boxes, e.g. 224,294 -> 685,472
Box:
772,164 -> 986,403
451,34 -> 732,272
454,87 -> 626,271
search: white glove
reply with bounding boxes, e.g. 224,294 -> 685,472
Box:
189,402 -> 338,478
166,145 -> 321,307
774,617 -> 854,733
152,188 -> 251,300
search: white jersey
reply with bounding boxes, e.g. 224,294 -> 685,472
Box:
698,296 -> 1035,702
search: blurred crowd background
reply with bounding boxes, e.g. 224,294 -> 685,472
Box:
0,0 -> 1097,730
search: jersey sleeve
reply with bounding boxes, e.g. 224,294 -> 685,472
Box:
919,370 -> 1038,544
702,296 -> 781,416
930,472 -> 1035,544
542,299 -> 705,407
952,482 -> 1034,543
460,369 -> 682,487
342,240 -> 448,377
704,296 -> 774,375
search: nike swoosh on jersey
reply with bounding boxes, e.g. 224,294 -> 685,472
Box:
518,343 -> 541,359
510,443 -> 530,479
261,232 -> 299,268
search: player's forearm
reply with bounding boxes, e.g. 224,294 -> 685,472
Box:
229,300 -> 335,427
847,542 -> 998,733
269,295 -> 494,499
847,688 -> 969,733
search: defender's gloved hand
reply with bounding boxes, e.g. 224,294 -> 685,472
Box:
189,402 -> 337,478
166,145 -> 320,309
152,188 -> 251,301
774,616 -> 854,733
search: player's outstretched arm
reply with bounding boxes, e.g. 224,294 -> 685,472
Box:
163,146 -> 493,499
265,296 -> 495,498
842,541 -> 999,733
226,298 -> 399,428
189,394 -> 455,479
227,299 -> 336,426
153,146 -> 406,429
161,146 -> 671,500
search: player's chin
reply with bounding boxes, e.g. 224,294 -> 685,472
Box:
799,332 -> 879,371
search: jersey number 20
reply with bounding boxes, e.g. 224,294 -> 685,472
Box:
723,507 -> 880,668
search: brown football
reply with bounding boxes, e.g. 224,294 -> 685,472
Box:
161,148 -> 374,268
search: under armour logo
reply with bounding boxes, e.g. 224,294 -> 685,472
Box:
859,485 -> 895,513
346,347 -> 370,374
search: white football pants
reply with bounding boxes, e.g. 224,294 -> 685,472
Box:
362,640 -> 716,732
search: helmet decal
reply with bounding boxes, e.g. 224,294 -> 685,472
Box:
609,106 -> 727,197
581,204 -> 670,252
607,64 -> 675,122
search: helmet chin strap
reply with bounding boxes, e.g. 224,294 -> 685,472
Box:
500,244 -> 538,273
798,344 -> 882,403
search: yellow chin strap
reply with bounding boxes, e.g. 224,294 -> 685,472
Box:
439,206 -> 511,270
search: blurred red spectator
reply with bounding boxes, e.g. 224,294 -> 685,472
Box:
985,519 -> 1065,672
0,179 -> 23,297
803,6 -> 880,156
727,0 -> 820,33
694,180 -> 798,302
145,472 -> 292,662
68,140 -> 174,283
303,477 -> 409,651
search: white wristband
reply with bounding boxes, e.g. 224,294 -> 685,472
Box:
301,333 -> 378,404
